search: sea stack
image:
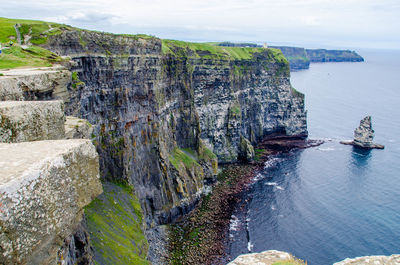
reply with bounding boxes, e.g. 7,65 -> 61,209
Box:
340,116 -> 384,149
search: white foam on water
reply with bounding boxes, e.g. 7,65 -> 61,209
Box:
265,182 -> 278,186
229,215 -> 243,238
253,173 -> 263,181
276,185 -> 284,190
264,157 -> 282,169
317,147 -> 335,151
247,241 -> 254,252
271,205 -> 276,210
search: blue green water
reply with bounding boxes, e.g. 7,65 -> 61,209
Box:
228,49 -> 400,265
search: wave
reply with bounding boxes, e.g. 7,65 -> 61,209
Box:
247,241 -> 254,252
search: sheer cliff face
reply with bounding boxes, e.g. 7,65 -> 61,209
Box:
44,30 -> 307,223
192,55 -> 307,162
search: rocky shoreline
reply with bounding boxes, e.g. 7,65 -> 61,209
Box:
167,136 -> 323,265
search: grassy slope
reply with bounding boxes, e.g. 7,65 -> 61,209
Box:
85,182 -> 149,265
0,17 -> 69,69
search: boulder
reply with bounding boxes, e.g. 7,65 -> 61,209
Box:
65,116 -> 93,140
238,135 -> 255,162
0,101 -> 65,143
0,139 -> 102,265
228,250 -> 295,265
334,254 -> 400,265
0,67 -> 71,101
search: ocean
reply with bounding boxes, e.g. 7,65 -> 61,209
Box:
227,49 -> 400,265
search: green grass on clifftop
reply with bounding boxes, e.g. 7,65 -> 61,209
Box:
0,17 -> 69,69
85,181 -> 149,265
162,39 -> 264,60
0,45 -> 63,69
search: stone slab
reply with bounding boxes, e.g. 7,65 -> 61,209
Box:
0,139 -> 102,264
228,250 -> 293,265
0,100 -> 65,143
65,116 -> 93,140
0,67 -> 71,101
334,254 -> 400,265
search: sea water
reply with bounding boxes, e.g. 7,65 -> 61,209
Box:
227,49 -> 400,265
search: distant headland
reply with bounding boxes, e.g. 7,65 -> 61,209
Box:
217,42 -> 364,71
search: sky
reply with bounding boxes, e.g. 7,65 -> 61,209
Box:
1,0 -> 399,49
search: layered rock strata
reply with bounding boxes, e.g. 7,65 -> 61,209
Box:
0,139 -> 102,265
39,30 -> 307,226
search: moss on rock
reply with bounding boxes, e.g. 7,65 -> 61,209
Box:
85,182 -> 149,265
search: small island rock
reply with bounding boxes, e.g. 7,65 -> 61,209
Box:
340,116 -> 384,149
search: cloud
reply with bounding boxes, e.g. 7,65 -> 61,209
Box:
0,0 -> 399,49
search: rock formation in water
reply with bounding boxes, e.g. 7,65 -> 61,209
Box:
340,116 -> 384,149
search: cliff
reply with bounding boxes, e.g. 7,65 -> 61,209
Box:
269,46 -> 310,70
306,49 -> 364,63
37,30 -> 307,227
271,46 -> 364,70
0,17 -> 307,264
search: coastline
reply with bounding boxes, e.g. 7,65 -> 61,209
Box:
167,136 -> 323,264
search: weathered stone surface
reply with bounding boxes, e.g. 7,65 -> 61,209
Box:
56,218 -> 94,265
334,254 -> 400,265
238,135 -> 255,161
340,116 -> 384,149
65,116 -> 93,139
0,67 -> 71,101
0,100 -> 65,143
354,116 -> 374,146
228,250 -> 293,265
0,139 -> 102,265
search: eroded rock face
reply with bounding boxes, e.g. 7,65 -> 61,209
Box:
334,254 -> 400,265
40,30 -> 308,226
0,139 -> 102,265
228,250 -> 293,265
354,116 -> 374,147
192,56 -> 307,162
0,101 -> 65,143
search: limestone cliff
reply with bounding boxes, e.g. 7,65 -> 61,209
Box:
38,30 -> 307,227
271,46 -> 364,70
1,19 -> 308,264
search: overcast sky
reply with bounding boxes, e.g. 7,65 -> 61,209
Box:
1,0 -> 399,49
